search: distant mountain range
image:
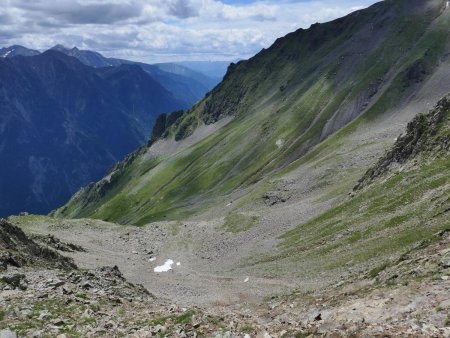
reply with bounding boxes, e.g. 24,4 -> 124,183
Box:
175,61 -> 235,82
1,45 -> 230,105
0,50 -> 186,216
47,45 -> 224,106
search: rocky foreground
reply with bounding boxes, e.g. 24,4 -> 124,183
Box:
0,219 -> 449,337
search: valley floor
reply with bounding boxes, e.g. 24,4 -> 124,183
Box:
1,217 -> 449,337
7,216 -> 296,307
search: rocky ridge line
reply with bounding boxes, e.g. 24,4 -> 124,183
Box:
0,219 -> 76,272
355,94 -> 450,190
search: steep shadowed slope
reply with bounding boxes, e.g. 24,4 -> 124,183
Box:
55,0 -> 450,225
0,50 -> 184,217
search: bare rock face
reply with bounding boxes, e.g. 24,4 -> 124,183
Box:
262,191 -> 289,206
30,234 -> 86,253
355,95 -> 450,190
1,273 -> 26,289
0,219 -> 76,270
441,253 -> 450,269
71,265 -> 152,299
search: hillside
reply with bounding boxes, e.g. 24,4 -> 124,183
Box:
56,0 -> 450,226
268,93 -> 450,286
0,51 -> 184,217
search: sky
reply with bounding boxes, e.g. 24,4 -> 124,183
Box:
1,0 -> 380,63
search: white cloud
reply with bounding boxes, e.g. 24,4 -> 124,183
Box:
0,0 -> 379,62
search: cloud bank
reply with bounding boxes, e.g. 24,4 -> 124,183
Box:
0,0 -> 379,62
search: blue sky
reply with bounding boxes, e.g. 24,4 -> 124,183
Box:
1,0 -> 380,63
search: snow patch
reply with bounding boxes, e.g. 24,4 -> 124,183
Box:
154,259 -> 174,272
176,262 -> 181,266
148,257 -> 156,262
276,139 -> 284,148
2,50 -> 12,58
244,277 -> 249,283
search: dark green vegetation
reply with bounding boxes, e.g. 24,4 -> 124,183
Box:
55,0 -> 450,226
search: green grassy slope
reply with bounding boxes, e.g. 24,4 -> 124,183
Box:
54,0 -> 450,225
259,95 -> 450,280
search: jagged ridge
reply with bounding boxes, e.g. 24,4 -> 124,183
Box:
355,95 -> 450,189
0,219 -> 76,271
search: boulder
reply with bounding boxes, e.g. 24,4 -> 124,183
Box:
1,273 -> 25,288
440,254 -> 450,268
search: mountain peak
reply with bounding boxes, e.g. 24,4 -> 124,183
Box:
51,44 -> 69,51
6,44 -> 28,49
50,44 -> 81,53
